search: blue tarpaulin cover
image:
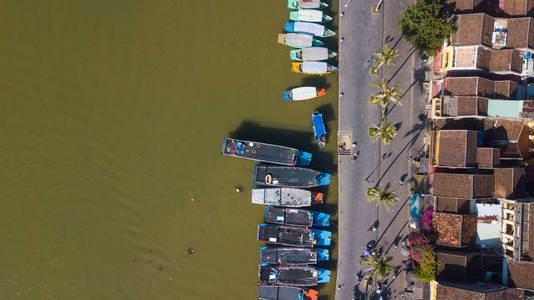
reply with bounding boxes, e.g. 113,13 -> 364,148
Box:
312,113 -> 326,137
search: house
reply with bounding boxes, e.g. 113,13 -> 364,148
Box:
435,196 -> 474,214
508,260 -> 534,291
441,46 -> 527,76
452,13 -> 534,51
433,130 -> 501,168
440,96 -> 534,119
436,251 -> 483,282
432,280 -> 525,299
500,199 -> 534,261
433,173 -> 494,199
483,119 -> 532,160
444,77 -> 518,99
445,0 -> 534,16
433,212 -> 478,247
494,167 -> 525,198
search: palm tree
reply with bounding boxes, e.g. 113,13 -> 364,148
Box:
366,186 -> 397,206
374,45 -> 397,70
362,256 -> 394,279
368,118 -> 398,144
369,79 -> 403,113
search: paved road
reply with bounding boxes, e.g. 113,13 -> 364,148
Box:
336,0 -> 427,298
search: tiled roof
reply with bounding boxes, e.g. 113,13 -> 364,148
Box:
433,173 -> 494,198
453,13 -> 494,47
476,147 -> 500,168
494,167 -> 524,198
435,197 -> 473,213
437,251 -> 482,282
433,213 -> 477,247
506,18 -> 534,49
508,260 -> 534,290
437,130 -> 478,167
436,282 -> 525,300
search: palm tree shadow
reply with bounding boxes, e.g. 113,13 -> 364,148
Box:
403,113 -> 427,137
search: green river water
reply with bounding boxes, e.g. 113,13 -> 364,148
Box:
0,1 -> 338,299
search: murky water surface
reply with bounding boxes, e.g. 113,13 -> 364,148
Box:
0,1 -> 338,299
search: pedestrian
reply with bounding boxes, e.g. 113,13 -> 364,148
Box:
399,178 -> 404,186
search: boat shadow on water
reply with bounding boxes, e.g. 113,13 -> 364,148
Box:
296,76 -> 331,90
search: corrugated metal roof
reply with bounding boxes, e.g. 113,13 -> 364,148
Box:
487,99 -> 523,118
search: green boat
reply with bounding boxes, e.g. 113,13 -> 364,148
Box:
289,10 -> 332,23
288,0 -> 329,9
290,47 -> 337,61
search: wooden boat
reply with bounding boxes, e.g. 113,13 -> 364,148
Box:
252,164 -> 331,188
257,224 -> 332,247
277,33 -> 324,48
283,87 -> 325,101
258,264 -> 331,286
251,188 -> 323,207
289,10 -> 333,23
291,62 -> 338,75
257,284 -> 318,300
284,22 -> 335,38
290,47 -> 337,61
222,138 -> 312,166
287,0 -> 328,9
265,207 -> 331,227
259,247 -> 329,265
312,111 -> 326,150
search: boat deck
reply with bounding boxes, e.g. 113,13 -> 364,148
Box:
258,225 -> 314,247
266,207 -> 313,226
251,188 -> 312,207
253,165 -> 319,188
223,138 -> 296,165
259,265 -> 317,286
257,285 -> 305,300
260,247 -> 317,265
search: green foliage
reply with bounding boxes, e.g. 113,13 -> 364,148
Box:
408,231 -> 441,282
366,186 -> 397,206
368,118 -> 398,144
398,0 -> 456,55
369,79 -> 403,112
373,45 -> 397,70
362,256 -> 394,279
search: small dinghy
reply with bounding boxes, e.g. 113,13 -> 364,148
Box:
277,33 -> 324,48
289,10 -> 332,23
257,224 -> 332,247
258,264 -> 331,286
257,284 -> 318,300
260,247 -> 329,265
288,0 -> 328,9
291,62 -> 338,75
251,187 -> 323,207
222,138 -> 312,166
284,22 -> 335,38
283,87 -> 325,101
252,164 -> 331,188
265,207 -> 331,227
312,112 -> 326,150
290,47 -> 337,61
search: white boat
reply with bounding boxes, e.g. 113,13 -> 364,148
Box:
251,187 -> 323,207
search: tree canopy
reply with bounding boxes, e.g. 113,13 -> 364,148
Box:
398,0 -> 456,55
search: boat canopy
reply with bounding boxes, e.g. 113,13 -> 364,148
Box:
285,33 -> 313,48
298,0 -> 321,8
252,188 -> 312,206
297,10 -> 323,22
312,114 -> 326,137
291,87 -> 317,100
257,284 -> 306,300
301,47 -> 328,60
294,22 -> 324,36
302,62 -> 327,73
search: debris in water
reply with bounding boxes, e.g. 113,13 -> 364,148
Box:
188,248 -> 195,255
235,186 -> 241,192
169,276 -> 174,280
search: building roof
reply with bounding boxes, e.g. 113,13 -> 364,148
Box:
453,13 -> 494,47
436,197 -> 473,213
488,49 -> 523,73
437,130 -> 478,167
445,0 -> 534,16
442,96 -> 489,117
435,281 -> 525,300
477,147 -> 501,168
433,173 -> 495,199
445,0 -> 487,12
486,119 -> 526,141
484,119 -> 530,160
499,0 -> 534,16
444,77 -> 517,99
494,168 -> 525,198
437,251 -> 483,282
505,18 -> 534,49
508,260 -> 534,291
433,213 -> 478,247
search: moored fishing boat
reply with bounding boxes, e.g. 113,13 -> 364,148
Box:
257,224 -> 332,247
252,164 -> 331,188
257,284 -> 318,300
251,187 -> 323,207
258,264 -> 331,286
222,138 -> 311,166
283,87 -> 325,101
260,247 -> 329,265
291,62 -> 338,75
290,47 -> 337,61
265,207 -> 331,227
277,33 -> 324,48
284,22 -> 335,38
312,111 -> 326,150
287,0 -> 328,9
289,10 -> 333,23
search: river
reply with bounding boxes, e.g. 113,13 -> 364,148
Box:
0,1 -> 338,299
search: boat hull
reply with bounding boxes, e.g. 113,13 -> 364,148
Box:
289,49 -> 337,61
259,247 -> 324,265
291,62 -> 338,75
312,112 -> 326,150
284,87 -> 325,101
277,33 -> 324,48
222,138 -> 311,166
258,264 -> 330,287
284,22 -> 336,38
257,284 -> 318,300
252,164 -> 331,188
287,0 -> 329,9
289,10 -> 332,23
257,224 -> 316,247
251,188 -> 323,207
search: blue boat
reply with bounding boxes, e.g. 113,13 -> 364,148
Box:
257,224 -> 332,247
258,264 -> 331,286
222,138 -> 311,166
284,22 -> 335,38
265,206 -> 330,227
259,247 -> 329,265
252,164 -> 331,188
312,111 -> 326,150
